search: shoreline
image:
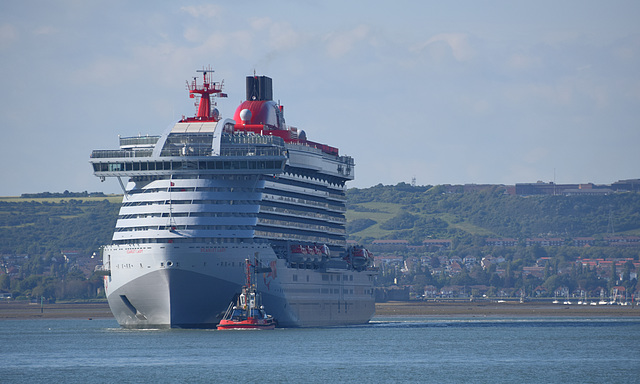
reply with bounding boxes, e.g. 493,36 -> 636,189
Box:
1,300 -> 639,320
0,301 -> 114,320
375,301 -> 640,317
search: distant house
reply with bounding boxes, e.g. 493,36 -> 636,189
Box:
554,286 -> 569,297
605,236 -> 640,247
573,237 -> 595,247
533,285 -> 547,297
526,238 -> 564,247
423,285 -> 438,298
372,239 -> 409,246
449,256 -> 463,264
440,285 -> 466,298
448,262 -> 463,275
374,254 -> 403,265
422,239 -> 452,249
469,285 -> 490,296
486,238 -> 518,247
402,257 -> 419,273
462,256 -> 477,265
481,256 -> 506,269
522,266 -> 545,279
536,257 -> 552,267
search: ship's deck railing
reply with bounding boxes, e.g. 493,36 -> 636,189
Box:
259,205 -> 346,223
160,147 -> 213,157
157,146 -> 286,157
222,134 -> 285,146
257,217 -> 346,235
120,136 -> 160,147
262,193 -> 347,212
91,146 -> 286,159
219,147 -> 286,157
91,149 -> 153,158
339,156 -> 355,166
287,143 -> 354,166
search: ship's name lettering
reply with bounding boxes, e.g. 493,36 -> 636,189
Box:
116,264 -> 134,269
126,249 -> 143,254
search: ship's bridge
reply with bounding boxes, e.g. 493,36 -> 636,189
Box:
90,121 -> 288,179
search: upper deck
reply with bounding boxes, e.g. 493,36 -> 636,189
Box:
89,70 -> 355,181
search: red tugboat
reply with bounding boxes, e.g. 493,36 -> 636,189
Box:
217,259 -> 277,330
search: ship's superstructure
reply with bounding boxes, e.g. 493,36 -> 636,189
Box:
90,68 -> 376,328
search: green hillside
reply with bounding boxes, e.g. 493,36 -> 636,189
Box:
346,183 -> 640,244
0,196 -> 120,255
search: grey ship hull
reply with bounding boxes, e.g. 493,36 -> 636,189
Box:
103,243 -> 375,328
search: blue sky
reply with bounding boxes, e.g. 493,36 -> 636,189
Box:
1,1 -> 639,195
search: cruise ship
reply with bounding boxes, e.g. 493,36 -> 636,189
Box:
90,68 -> 376,328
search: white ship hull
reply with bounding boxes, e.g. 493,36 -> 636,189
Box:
103,242 -> 375,328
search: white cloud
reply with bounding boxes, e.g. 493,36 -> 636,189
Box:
183,26 -> 201,43
0,23 -> 17,49
324,25 -> 369,58
250,17 -> 271,31
413,33 -> 474,62
180,5 -> 221,19
506,53 -> 542,70
33,25 -> 58,36
266,22 -> 303,52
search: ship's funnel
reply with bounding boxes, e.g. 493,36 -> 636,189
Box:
246,76 -> 273,101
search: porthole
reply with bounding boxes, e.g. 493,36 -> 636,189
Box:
167,261 -> 173,267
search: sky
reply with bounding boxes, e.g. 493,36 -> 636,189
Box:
1,1 -> 639,196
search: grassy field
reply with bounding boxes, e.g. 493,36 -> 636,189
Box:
438,212 -> 496,236
346,201 -> 497,238
0,195 -> 122,204
345,202 -> 401,238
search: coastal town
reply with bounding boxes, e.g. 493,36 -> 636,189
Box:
369,236 -> 640,304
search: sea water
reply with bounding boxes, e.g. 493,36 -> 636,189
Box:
1,316 -> 639,383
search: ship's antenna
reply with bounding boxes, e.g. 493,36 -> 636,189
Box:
186,66 -> 227,121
